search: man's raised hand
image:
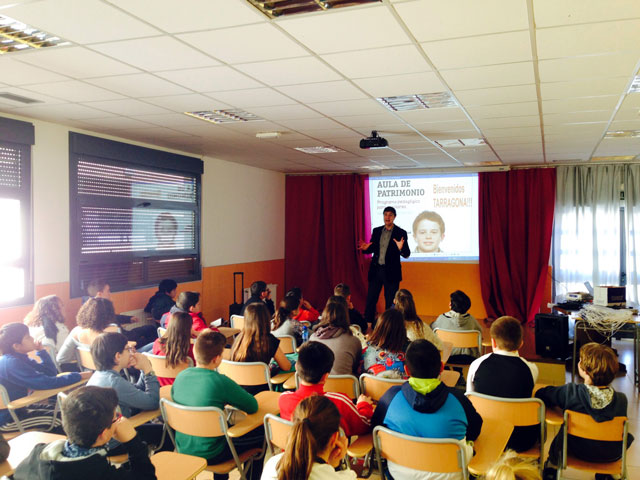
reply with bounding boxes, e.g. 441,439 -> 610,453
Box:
393,237 -> 405,250
358,240 -> 372,250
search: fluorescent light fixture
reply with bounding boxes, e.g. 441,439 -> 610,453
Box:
246,0 -> 380,18
628,74 -> 640,94
294,146 -> 343,154
184,109 -> 263,124
592,155 -> 636,162
463,161 -> 502,166
256,132 -> 281,139
604,130 -> 640,138
435,138 -> 486,148
377,92 -> 458,112
0,14 -> 69,54
359,165 -> 387,170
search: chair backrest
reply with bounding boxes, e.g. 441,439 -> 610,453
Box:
159,385 -> 172,401
466,392 -> 545,427
160,398 -> 227,438
144,353 -> 193,379
76,344 -> 96,371
440,370 -> 460,388
441,341 -> 453,364
230,315 -> 244,330
565,410 -> 627,441
275,335 -> 296,354
359,373 -> 404,402
217,360 -> 272,390
264,413 -> 294,455
374,426 -> 468,478
324,374 -> 360,400
434,329 -> 482,351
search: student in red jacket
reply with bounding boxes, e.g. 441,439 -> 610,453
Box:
161,292 -> 214,335
279,341 -> 373,437
286,287 -> 320,322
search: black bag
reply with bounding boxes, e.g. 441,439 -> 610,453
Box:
229,271 -> 244,321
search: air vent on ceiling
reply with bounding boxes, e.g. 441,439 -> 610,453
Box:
628,74 -> 640,94
183,109 -> 263,124
604,130 -> 640,139
0,92 -> 42,104
246,0 -> 381,18
0,14 -> 69,54
436,138 -> 486,148
294,146 -> 343,154
377,92 -> 458,112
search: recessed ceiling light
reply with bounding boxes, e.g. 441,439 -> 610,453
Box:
628,74 -> 640,93
604,130 -> 640,138
436,138 -> 486,148
377,92 -> 458,112
184,109 -> 263,124
463,161 -> 502,166
246,0 -> 380,18
256,132 -> 281,139
0,14 -> 70,54
359,165 -> 387,170
592,155 -> 636,162
294,146 -> 343,154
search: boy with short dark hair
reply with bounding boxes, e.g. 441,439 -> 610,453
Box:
536,342 -> 633,480
279,341 -> 373,436
372,339 -> 482,480
0,323 -> 88,433
161,291 -> 214,335
467,316 -> 539,452
431,290 -> 482,362
334,283 -> 367,332
171,329 -> 262,480
14,386 -> 156,480
144,279 -> 178,322
242,281 -> 275,316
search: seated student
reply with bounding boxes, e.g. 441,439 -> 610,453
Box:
484,450 -> 541,480
431,290 -> 482,363
536,343 -> 633,480
161,291 -> 212,335
467,316 -> 539,452
363,309 -> 409,379
231,303 -> 291,394
24,294 -> 70,356
394,289 -> 443,350
172,330 -> 263,480
262,395 -> 356,480
14,386 -> 156,480
0,323 -> 89,434
279,341 -> 373,437
372,339 -> 483,480
56,297 -> 119,371
242,281 -> 275,316
309,301 -> 362,376
144,278 -> 177,323
334,283 -> 368,332
152,312 -> 195,386
88,280 -> 157,349
286,286 -> 320,322
271,295 -> 304,346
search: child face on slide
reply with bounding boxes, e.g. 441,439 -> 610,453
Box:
414,219 -> 443,253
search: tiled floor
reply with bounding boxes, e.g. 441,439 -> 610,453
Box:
198,338 -> 639,479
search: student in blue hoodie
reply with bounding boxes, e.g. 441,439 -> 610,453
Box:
372,339 -> 482,480
0,323 -> 89,433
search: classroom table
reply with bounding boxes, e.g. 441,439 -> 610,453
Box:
6,378 -> 88,410
0,431 -> 65,477
151,451 -> 207,480
467,417 -> 514,476
227,390 -> 281,437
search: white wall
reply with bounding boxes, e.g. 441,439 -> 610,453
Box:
4,113 -> 285,287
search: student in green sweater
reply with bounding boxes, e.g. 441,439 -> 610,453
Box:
171,329 -> 263,480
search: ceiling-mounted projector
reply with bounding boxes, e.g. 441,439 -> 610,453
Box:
360,130 -> 388,149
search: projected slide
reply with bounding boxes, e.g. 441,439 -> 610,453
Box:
367,173 -> 479,261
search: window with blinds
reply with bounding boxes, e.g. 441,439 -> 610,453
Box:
69,133 -> 202,297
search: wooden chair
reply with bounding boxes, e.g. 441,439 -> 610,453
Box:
466,392 -> 546,473
560,410 -> 629,479
263,413 -> 293,456
217,360 -> 292,391
359,373 -> 404,403
373,425 -> 469,479
286,373 -> 361,400
441,341 -> 453,364
230,315 -> 244,330
76,344 -> 96,371
433,328 -> 482,377
160,398 -> 262,480
274,335 -> 297,354
143,353 -> 193,379
440,370 -> 460,388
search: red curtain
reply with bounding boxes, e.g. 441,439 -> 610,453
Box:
479,169 -> 556,325
285,174 -> 369,310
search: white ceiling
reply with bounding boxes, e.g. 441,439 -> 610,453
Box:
1,0 -> 640,172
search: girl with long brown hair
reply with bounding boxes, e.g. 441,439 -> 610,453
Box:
271,295 -> 303,345
152,311 -> 194,386
363,308 -> 409,378
24,295 -> 69,355
394,289 -> 442,350
262,395 -> 355,480
231,303 -> 291,394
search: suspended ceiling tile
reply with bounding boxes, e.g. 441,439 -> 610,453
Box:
533,0 -> 640,28
540,77 -> 629,100
0,58 -> 69,86
235,57 -> 342,86
80,116 -> 157,130
156,66 -> 262,92
17,47 -> 141,78
82,99 -> 171,116
544,123 -> 606,135
421,31 -> 532,70
332,113 -> 400,128
321,45 -> 431,79
544,111 -> 613,125
9,102 -> 116,120
275,81 -> 368,103
276,117 -> 344,131
482,126 -> 542,137
395,107 -> 468,123
536,20 -> 640,59
430,131 -> 480,140
474,115 -> 541,129
611,108 -> 640,121
249,104 -> 325,121
23,80 -> 125,102
3,0 -> 160,43
454,84 -> 538,106
610,120 -> 640,130
542,96 -> 620,114
130,113 -> 211,128
395,0 -> 528,42
86,74 -> 191,98
178,23 -> 308,64
486,135 -> 542,145
441,62 -> 535,90
414,119 -> 478,133
307,99 -> 387,117
538,53 -> 639,83
207,88 -> 296,108
499,156 -> 545,164
466,102 -> 539,119
353,72 -> 444,98
90,37 -> 219,72
277,5 -> 409,54
142,94 -> 231,112
0,86 -> 67,105
619,94 -> 640,109
297,128 -> 360,139
106,0 -> 266,32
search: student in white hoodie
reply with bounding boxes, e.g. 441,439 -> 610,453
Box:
431,290 -> 482,363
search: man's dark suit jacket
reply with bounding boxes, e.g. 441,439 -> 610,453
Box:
363,225 -> 410,282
